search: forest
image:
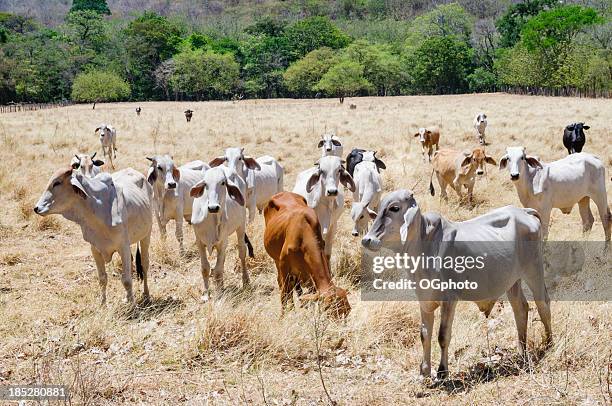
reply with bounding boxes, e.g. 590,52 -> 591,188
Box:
0,0 -> 610,103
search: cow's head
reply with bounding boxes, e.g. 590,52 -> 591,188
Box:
476,113 -> 487,124
209,147 -> 260,179
318,133 -> 342,155
362,189 -> 419,249
351,201 -> 377,236
34,167 -> 88,215
300,287 -> 351,319
71,152 -> 104,178
95,125 -> 109,139
146,155 -> 180,194
499,146 -> 543,181
414,127 -> 431,144
566,122 -> 589,139
459,147 -> 497,176
190,166 -> 244,215
306,156 -> 355,197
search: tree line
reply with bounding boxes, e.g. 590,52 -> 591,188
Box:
0,0 -> 610,104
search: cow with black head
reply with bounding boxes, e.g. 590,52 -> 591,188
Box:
345,148 -> 386,177
563,122 -> 589,154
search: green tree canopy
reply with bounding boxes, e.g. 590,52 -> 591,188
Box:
71,69 -> 130,102
495,0 -> 557,48
405,3 -> 473,51
69,0 -> 111,15
344,40 -> 404,96
283,47 -> 338,97
315,60 -> 373,102
283,17 -> 351,60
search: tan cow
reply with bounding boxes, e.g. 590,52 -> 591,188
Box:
429,146 -> 496,204
414,126 -> 440,162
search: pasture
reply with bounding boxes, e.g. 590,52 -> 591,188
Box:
0,94 -> 610,404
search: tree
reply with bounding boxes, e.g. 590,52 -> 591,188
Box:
283,17 -> 351,61
495,0 -> 557,48
69,0 -> 111,15
315,60 -> 373,102
467,67 -> 497,92
405,3 -> 474,51
71,70 -> 130,102
283,47 -> 338,97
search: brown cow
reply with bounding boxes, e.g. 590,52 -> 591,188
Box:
429,146 -> 496,205
263,192 -> 350,318
414,126 -> 440,162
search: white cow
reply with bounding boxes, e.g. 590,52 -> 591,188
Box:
95,124 -> 117,168
146,155 -> 208,252
210,147 -> 283,223
473,113 -> 487,145
293,155 -> 355,262
190,166 -> 250,302
500,147 -> 611,242
318,133 -> 343,157
34,167 -> 153,305
362,189 -> 552,379
70,152 -> 104,178
350,151 -> 382,236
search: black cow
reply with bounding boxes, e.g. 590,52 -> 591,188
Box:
563,122 -> 589,154
184,109 -> 194,123
345,148 -> 386,177
136,107 -> 141,116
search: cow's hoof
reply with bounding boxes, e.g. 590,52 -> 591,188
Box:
201,293 -> 210,303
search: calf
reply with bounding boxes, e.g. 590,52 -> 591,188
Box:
293,156 -> 355,262
184,109 -> 193,122
362,190 -> 552,378
350,151 -> 382,236
34,167 -> 153,305
563,122 -> 589,154
95,124 -> 117,169
430,147 -> 496,205
190,166 -> 249,302
414,126 -> 440,162
500,147 -> 610,242
318,133 -> 343,157
263,192 -> 350,317
473,113 -> 487,145
146,155 -> 208,252
346,148 -> 386,177
70,152 -> 104,178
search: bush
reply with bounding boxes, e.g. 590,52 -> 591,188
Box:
71,70 -> 130,102
468,68 -> 497,92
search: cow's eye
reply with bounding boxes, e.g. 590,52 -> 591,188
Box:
521,157 -> 525,160
359,215 -> 364,220
52,180 -> 62,188
389,206 -> 400,213
221,181 -> 225,186
157,165 -> 162,170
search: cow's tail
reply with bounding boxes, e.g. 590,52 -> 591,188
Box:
244,234 -> 254,258
136,244 -> 144,280
429,168 -> 435,197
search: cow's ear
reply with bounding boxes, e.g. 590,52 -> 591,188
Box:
244,157 -> 261,171
190,180 -> 206,198
375,158 -> 386,170
340,170 -> 356,192
499,155 -> 509,170
93,159 -> 104,166
566,124 -> 575,131
367,207 -> 378,219
226,181 -> 245,206
70,177 -> 88,200
172,166 -> 180,182
94,127 -> 100,133
526,156 -> 543,169
485,156 -> 497,166
317,140 -> 325,148
583,125 -> 590,130
413,133 -> 419,137
71,161 -> 80,170
209,156 -> 226,167
306,170 -> 321,193
147,166 -> 157,185
460,155 -> 472,168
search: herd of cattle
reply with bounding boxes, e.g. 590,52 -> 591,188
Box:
32,112 -> 610,379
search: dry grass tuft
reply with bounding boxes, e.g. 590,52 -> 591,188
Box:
1,252 -> 23,266
34,216 -> 62,232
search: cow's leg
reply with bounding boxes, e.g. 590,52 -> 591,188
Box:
236,228 -> 250,288
213,240 -> 227,290
276,260 -> 294,315
91,246 -> 107,305
539,207 -> 552,240
324,223 -> 336,265
524,277 -> 552,348
466,181 -> 475,206
428,146 -> 433,162
196,239 -> 211,302
419,306 -> 435,378
507,280 -> 529,356
437,301 -> 457,379
140,236 -> 151,301
591,192 -> 611,242
175,202 -> 185,253
119,243 -> 135,304
421,145 -> 427,163
577,196 -> 594,233
436,173 -> 448,201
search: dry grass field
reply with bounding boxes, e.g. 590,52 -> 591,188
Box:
0,93 -> 611,405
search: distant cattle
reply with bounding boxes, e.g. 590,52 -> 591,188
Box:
345,148 -> 386,177
136,106 -> 141,116
473,113 -> 487,145
349,104 -> 357,110
318,133 -> 343,158
430,146 -> 496,205
362,190 -> 552,379
95,124 -> 117,169
184,110 -> 193,122
263,192 -> 350,318
350,151 -> 383,236
563,122 -> 589,154
70,152 -> 104,178
500,147 -> 610,242
414,126 -> 440,162
34,168 -> 153,305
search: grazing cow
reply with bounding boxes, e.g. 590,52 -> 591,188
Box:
345,148 -> 386,177
414,126 -> 440,162
473,113 -> 487,145
210,147 -> 284,223
500,147 -> 611,242
563,122 -> 589,154
350,151 -> 383,236
34,167 -> 153,305
318,133 -> 343,157
95,124 -> 117,169
362,190 -> 552,378
190,166 -> 250,301
146,155 -> 208,252
263,192 -> 351,317
136,107 -> 141,116
429,147 -> 496,205
184,110 -> 193,122
349,104 -> 357,110
293,156 -> 355,262
70,152 -> 104,178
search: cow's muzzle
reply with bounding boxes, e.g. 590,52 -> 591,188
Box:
361,236 -> 382,251
207,205 -> 220,213
476,170 -> 484,175
326,188 -> 338,196
167,182 -> 177,189
510,173 -> 519,181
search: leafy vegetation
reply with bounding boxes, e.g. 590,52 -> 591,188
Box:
0,0 -> 610,103
71,70 -> 130,102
